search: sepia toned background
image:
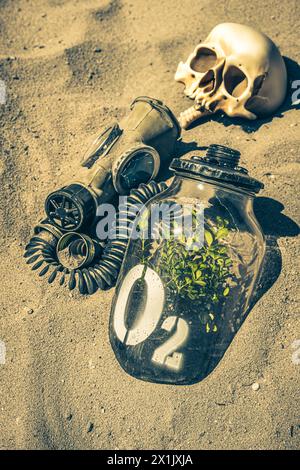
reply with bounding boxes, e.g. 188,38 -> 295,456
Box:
0,0 -> 299,449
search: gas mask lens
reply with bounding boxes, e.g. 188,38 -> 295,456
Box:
113,144 -> 160,194
120,151 -> 155,190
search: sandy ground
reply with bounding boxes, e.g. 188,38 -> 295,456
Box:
0,0 -> 299,450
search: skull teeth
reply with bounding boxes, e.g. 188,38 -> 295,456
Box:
178,106 -> 206,129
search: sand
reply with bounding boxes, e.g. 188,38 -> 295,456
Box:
0,0 -> 299,450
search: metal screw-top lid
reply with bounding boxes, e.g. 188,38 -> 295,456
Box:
170,144 -> 264,194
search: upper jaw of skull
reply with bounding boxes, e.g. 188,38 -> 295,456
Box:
194,84 -> 256,120
195,87 -> 225,113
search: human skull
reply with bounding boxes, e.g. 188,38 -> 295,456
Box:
175,23 -> 287,129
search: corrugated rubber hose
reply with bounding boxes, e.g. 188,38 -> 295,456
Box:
24,181 -> 167,295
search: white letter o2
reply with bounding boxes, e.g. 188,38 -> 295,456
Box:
113,264 -> 165,346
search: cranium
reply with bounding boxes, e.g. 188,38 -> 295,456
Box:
175,23 -> 287,129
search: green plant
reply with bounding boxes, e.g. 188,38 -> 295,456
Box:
137,208 -> 234,334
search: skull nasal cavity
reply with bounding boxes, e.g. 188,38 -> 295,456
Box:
191,47 -> 217,73
224,66 -> 248,97
200,70 -> 215,92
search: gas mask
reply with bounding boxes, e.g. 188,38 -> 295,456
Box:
45,96 -> 180,232
25,97 -> 180,294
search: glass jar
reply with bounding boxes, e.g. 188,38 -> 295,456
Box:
109,145 -> 266,385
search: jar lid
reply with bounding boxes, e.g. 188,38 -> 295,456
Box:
170,144 -> 264,194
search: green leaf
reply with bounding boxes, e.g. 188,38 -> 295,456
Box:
195,270 -> 202,280
188,292 -> 197,300
190,262 -> 198,273
204,230 -> 214,246
223,287 -> 230,296
216,227 -> 229,239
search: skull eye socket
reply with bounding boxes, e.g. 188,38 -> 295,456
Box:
223,66 -> 248,98
190,47 -> 217,73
